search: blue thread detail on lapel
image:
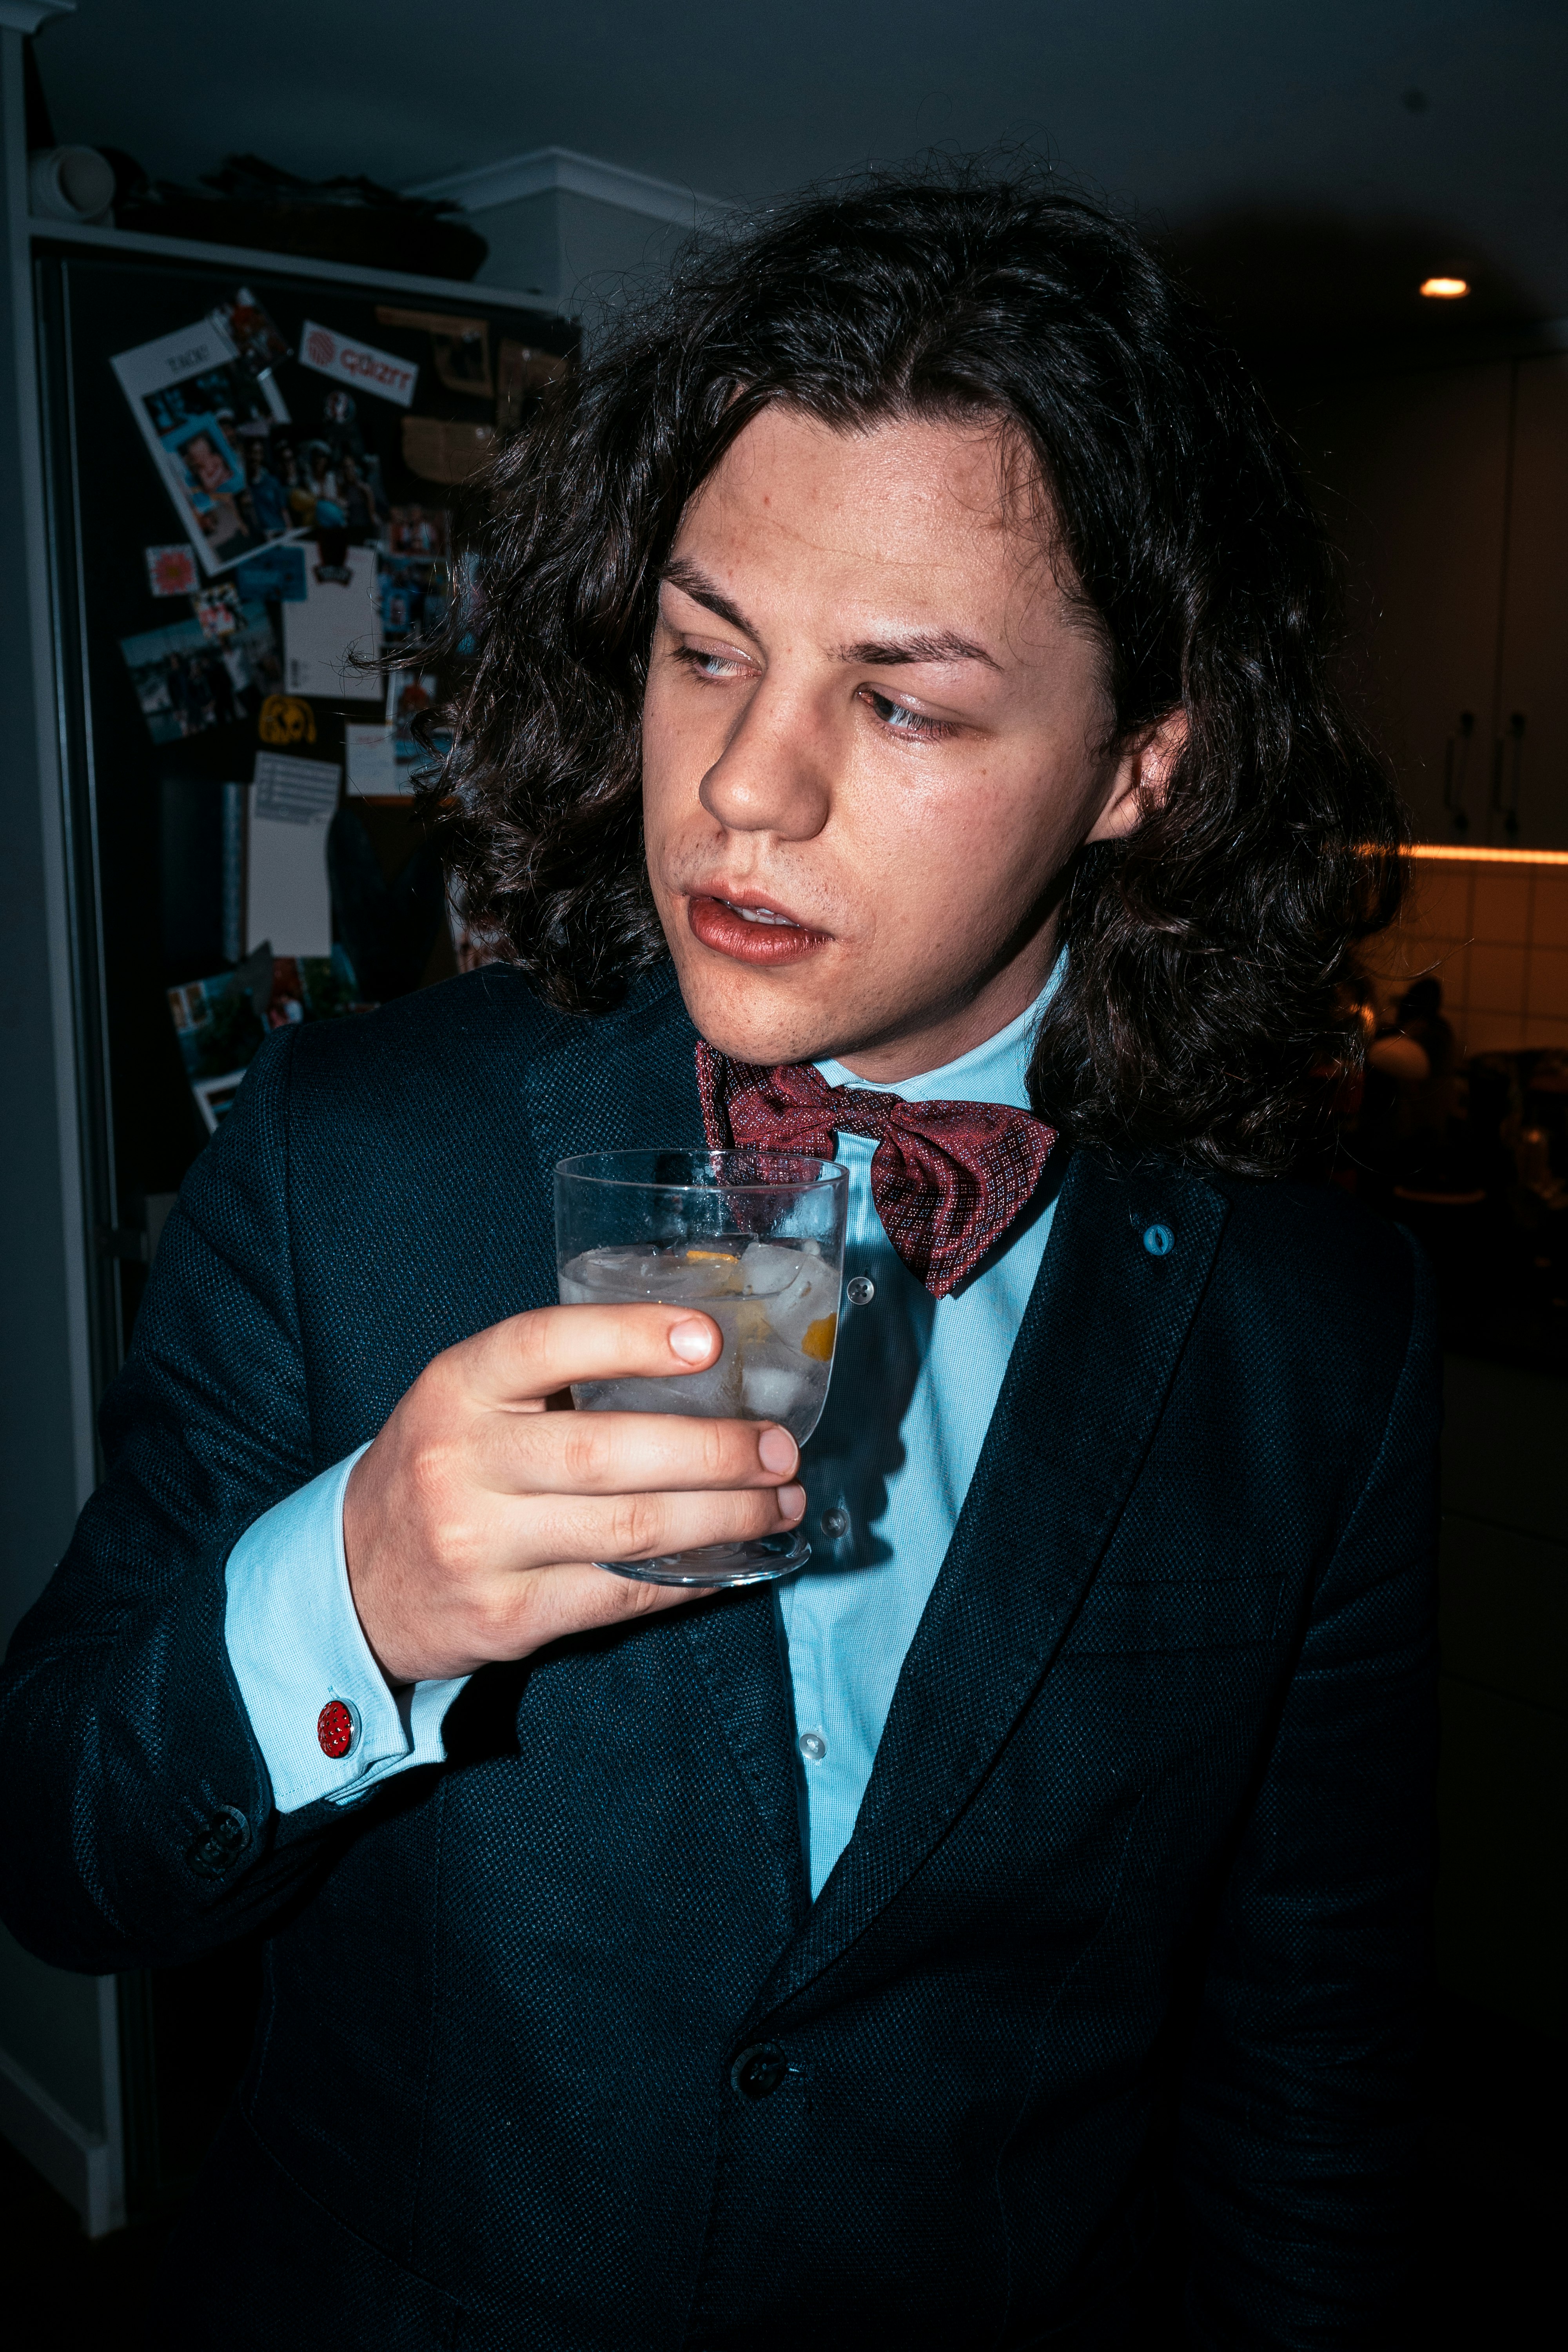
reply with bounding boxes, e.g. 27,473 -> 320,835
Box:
1142,1223 -> 1174,1258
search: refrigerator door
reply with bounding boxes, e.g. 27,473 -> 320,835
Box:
29,244 -> 571,2220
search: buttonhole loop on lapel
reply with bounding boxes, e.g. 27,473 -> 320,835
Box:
1141,1222 -> 1175,1258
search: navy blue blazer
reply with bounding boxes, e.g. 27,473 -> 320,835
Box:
0,964 -> 1439,2350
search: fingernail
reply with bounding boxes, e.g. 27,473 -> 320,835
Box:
669,1317 -> 715,1363
777,1483 -> 806,1521
757,1427 -> 797,1474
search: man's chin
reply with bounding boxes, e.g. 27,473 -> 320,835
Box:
670,945 -> 849,1071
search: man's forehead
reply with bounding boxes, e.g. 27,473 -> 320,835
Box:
668,423 -> 1060,664
686,422 -> 1043,578
708,402 -> 1011,501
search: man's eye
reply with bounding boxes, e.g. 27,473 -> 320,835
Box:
860,688 -> 956,743
673,645 -> 748,681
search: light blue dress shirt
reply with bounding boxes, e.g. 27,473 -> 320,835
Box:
224,971 -> 1060,1888
782,982 -> 1059,1891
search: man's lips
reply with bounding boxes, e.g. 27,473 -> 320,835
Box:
685,893 -> 831,967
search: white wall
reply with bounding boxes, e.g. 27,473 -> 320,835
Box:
476,186 -> 699,341
412,147 -> 731,348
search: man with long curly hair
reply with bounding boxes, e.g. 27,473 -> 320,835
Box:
1,175 -> 1433,2348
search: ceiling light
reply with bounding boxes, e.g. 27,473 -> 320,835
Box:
1420,276 -> 1470,299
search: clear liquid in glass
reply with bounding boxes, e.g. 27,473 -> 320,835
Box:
559,1235 -> 837,1441
554,1147 -> 846,1587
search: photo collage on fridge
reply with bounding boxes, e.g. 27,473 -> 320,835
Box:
109,287 -> 568,1130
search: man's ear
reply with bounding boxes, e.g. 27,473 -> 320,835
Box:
1085,708 -> 1189,844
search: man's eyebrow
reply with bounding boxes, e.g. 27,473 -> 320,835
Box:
658,558 -> 757,641
837,629 -> 1002,671
660,559 -> 1002,672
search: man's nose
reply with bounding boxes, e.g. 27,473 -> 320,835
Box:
697,680 -> 833,842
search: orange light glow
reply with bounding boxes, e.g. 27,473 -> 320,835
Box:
1406,842 -> 1568,866
1419,276 -> 1470,299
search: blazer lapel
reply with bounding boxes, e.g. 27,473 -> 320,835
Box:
751,1148 -> 1231,2017
685,1586 -> 811,1926
515,964 -> 705,1168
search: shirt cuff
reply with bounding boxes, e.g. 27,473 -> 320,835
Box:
224,1443 -> 469,1814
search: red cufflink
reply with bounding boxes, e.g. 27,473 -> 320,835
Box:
317,1698 -> 359,1758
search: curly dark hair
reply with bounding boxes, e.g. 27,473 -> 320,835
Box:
424,166 -> 1406,1176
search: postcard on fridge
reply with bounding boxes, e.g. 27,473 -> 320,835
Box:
281,544 -> 382,701
119,600 -> 282,744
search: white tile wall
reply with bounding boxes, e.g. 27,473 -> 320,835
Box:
1368,860 -> 1568,1056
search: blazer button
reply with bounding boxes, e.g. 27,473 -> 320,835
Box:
317,1699 -> 359,1757
731,2042 -> 788,2099
185,1805 -> 249,1878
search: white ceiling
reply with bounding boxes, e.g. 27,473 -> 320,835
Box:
32,0 -> 1568,320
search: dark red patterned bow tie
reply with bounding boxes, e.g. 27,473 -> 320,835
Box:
695,1042 -> 1058,1299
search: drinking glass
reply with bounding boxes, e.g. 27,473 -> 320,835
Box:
554,1149 -> 848,1586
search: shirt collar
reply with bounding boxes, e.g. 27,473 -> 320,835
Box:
813,953 -> 1063,1113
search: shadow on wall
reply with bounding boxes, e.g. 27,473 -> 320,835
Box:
1157,206 -> 1552,361
478,195 -> 1561,369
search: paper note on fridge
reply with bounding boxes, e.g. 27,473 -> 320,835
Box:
247,753 -> 340,958
297,321 -> 418,406
253,751 -> 340,822
281,545 -> 382,700
345,723 -> 400,797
